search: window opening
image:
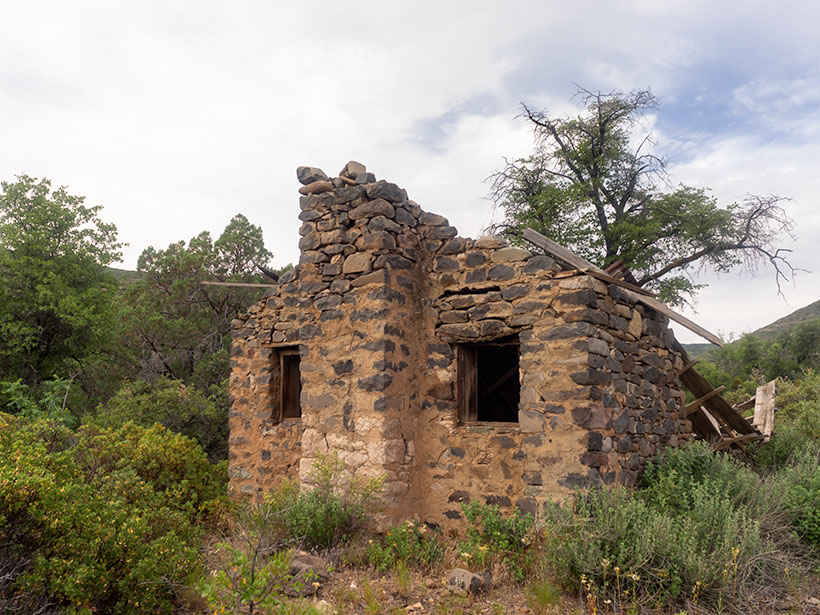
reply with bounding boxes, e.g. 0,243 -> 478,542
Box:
277,347 -> 301,420
458,335 -> 520,423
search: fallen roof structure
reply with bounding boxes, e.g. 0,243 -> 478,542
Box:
522,228 -> 766,451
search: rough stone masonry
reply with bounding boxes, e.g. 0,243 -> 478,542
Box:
228,161 -> 692,527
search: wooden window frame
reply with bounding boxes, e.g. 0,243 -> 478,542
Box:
457,337 -> 520,425
277,347 -> 302,422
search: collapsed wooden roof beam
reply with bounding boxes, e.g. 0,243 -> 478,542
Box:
522,228 -> 724,347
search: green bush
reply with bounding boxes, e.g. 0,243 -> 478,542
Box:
459,500 -> 534,580
264,452 -> 383,550
88,377 -> 228,460
0,413 -> 226,614
366,519 -> 444,572
778,447 -> 820,548
538,443 -> 801,611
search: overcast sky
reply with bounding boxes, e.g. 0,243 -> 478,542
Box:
2,0 -> 818,344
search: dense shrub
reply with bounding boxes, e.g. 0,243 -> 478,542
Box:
264,453 -> 383,550
87,376 -> 229,460
0,413 -> 226,614
538,443 -> 800,611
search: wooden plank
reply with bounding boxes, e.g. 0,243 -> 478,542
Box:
733,397 -> 756,412
201,281 -> 277,288
679,367 -> 757,435
752,380 -> 776,439
679,359 -> 699,375
522,228 -> 723,346
522,228 -> 596,270
713,433 -> 766,451
685,386 -> 726,416
688,408 -> 723,441
458,346 -> 478,423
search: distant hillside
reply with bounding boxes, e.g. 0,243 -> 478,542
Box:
681,343 -> 713,358
752,299 -> 820,341
107,267 -> 142,284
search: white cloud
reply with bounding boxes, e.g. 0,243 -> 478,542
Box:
1,0 -> 818,343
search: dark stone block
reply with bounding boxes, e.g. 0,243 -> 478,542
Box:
448,490 -> 470,503
488,264 -> 515,281
563,308 -> 609,326
492,435 -> 516,449
299,324 -> 323,340
523,471 -> 543,485
570,369 -> 612,386
428,343 -> 454,357
540,322 -> 598,340
617,436 -> 633,453
447,447 -> 466,458
556,289 -> 598,307
430,225 -> 458,239
465,268 -> 487,283
522,255 -> 555,273
334,185 -> 365,203
366,181 -> 406,202
261,450 -> 271,461
440,238 -> 467,254
374,254 -> 413,270
501,285 -> 529,300
358,373 -> 393,392
485,495 -> 512,507
516,497 -> 537,517
613,411 -> 631,434
588,353 -> 605,369
558,473 -> 593,490
643,367 -> 660,383
465,251 -> 487,266
395,207 -> 417,227
444,510 -> 462,519
543,404 -> 565,414
618,470 -> 638,487
609,285 -> 632,302
480,320 -> 506,337
588,432 -> 603,451
332,360 -> 354,375
512,450 -> 526,461
435,256 -> 460,271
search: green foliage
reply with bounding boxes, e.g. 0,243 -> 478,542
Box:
539,443 -> 799,611
0,376 -> 80,428
778,448 -> 820,548
199,498 -> 296,615
0,174 -> 122,390
366,519 -> 444,572
491,89 -> 793,305
0,414 -> 226,613
87,376 -> 228,460
265,453 -> 384,550
459,500 -> 534,580
121,214 -> 275,391
698,321 -> 820,397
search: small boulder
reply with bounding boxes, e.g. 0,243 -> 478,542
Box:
446,568 -> 489,594
285,550 -> 330,597
340,160 -> 366,178
298,180 -> 334,195
297,166 -> 328,185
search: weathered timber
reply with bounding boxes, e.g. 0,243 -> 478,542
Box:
522,228 -> 723,346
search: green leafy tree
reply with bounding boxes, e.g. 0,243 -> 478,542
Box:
490,88 -> 795,305
0,175 -> 122,386
122,214 -> 276,391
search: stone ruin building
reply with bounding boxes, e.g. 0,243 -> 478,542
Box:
228,161 -> 696,526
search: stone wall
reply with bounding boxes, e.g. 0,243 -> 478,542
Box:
228,161 -> 692,525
